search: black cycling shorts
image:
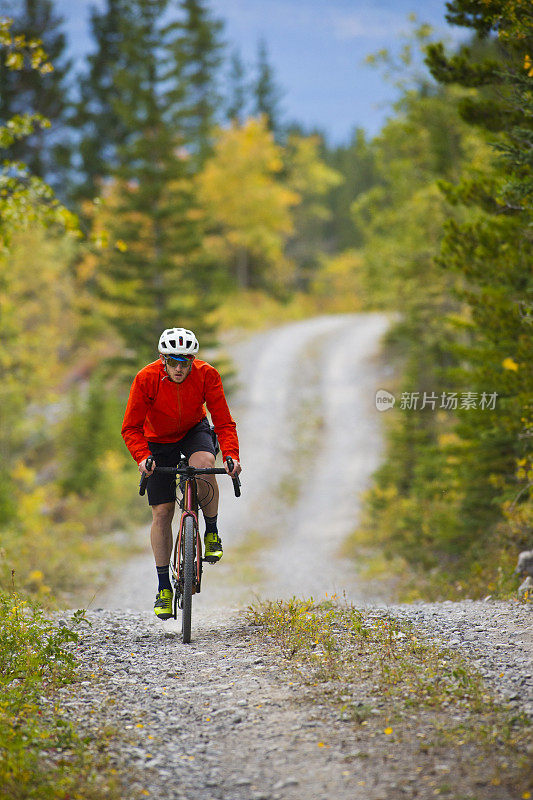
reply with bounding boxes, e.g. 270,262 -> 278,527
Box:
146,419 -> 217,506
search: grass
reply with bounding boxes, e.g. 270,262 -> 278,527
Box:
0,583 -> 127,800
248,597 -> 532,798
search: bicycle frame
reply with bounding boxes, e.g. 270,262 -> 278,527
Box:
172,475 -> 203,604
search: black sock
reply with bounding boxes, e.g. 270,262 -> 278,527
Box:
204,515 -> 218,534
156,565 -> 171,592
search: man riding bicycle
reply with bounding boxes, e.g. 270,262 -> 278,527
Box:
121,327 -> 241,620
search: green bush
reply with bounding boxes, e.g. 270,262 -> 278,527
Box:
0,590 -> 120,799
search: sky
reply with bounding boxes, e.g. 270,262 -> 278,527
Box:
54,0 -> 468,145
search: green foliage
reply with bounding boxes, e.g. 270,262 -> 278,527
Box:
71,0 -> 130,202
336,8 -> 532,596
424,0 -> 532,576
78,0 -> 222,370
253,39 -> 283,138
225,49 -> 247,124
0,21 -> 78,248
75,0 -> 225,201
0,29 -> 138,602
323,128 -> 380,250
0,592 -> 121,799
0,1 -> 73,190
170,0 -> 225,167
59,376 -> 127,497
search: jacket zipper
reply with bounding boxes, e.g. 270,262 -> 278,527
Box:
176,382 -> 182,434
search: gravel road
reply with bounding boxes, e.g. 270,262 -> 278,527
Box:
65,314 -> 531,800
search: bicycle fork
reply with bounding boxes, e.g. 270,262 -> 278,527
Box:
171,482 -> 203,616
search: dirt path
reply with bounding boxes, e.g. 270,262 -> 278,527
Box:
98,312 -> 392,610
67,315 -> 532,800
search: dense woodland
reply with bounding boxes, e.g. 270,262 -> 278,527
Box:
0,0 -> 531,601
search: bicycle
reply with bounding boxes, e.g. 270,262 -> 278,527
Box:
139,455 -> 241,643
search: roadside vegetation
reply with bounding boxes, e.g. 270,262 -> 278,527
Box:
250,598 -> 532,798
0,586 -> 126,800
338,5 -> 532,599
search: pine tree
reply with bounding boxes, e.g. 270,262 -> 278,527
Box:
0,0 -> 72,190
89,0 -> 219,370
72,0 -> 129,202
423,0 -> 533,565
323,128 -> 380,249
253,38 -> 283,137
164,0 -> 225,168
226,49 -> 247,124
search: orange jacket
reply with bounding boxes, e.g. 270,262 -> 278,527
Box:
121,359 -> 239,464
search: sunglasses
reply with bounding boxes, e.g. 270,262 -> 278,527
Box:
163,355 -> 194,368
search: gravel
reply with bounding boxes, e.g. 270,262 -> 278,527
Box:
57,600 -> 532,800
61,317 -> 532,798
369,599 -> 533,717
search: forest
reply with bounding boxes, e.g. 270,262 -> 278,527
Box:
0,0 -> 531,604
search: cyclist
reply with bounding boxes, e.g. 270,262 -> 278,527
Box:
121,327 -> 241,620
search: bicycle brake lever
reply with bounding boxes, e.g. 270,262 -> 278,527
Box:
139,456 -> 154,496
225,457 -> 241,497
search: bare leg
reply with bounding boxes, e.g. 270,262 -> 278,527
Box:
151,502 -> 175,566
189,451 -> 218,519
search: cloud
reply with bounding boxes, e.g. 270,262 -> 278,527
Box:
330,8 -> 409,41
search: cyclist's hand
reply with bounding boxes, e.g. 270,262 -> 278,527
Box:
139,457 -> 155,476
224,459 -> 241,478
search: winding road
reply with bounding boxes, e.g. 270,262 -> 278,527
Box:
99,312 -> 392,611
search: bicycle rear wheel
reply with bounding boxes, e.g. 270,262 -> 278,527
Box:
181,516 -> 195,644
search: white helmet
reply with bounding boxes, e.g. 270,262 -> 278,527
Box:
158,327 -> 199,356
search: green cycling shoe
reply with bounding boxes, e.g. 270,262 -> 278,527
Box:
204,531 -> 223,563
154,588 -> 173,620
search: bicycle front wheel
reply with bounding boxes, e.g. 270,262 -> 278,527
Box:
181,516 -> 195,644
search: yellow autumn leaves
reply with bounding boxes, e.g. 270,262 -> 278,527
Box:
502,357 -> 519,371
197,118 -> 300,281
197,116 -> 341,289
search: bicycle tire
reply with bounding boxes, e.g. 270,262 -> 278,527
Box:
181,516 -> 195,644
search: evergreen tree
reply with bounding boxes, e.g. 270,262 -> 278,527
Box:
72,0 -> 129,202
165,0 -> 225,168
226,49 -> 247,124
424,0 -> 533,562
0,0 -> 72,189
88,0 -> 219,370
323,128 -> 380,249
352,3 -> 532,596
253,38 -> 283,137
